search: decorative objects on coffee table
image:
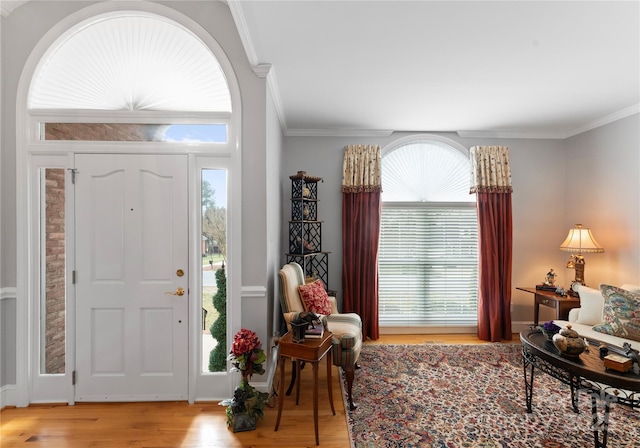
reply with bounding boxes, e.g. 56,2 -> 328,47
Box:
219,328 -> 269,432
552,324 -> 587,357
539,320 -> 561,340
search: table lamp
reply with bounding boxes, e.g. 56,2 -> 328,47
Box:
559,224 -> 604,285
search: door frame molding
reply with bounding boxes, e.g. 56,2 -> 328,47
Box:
15,1 -> 243,406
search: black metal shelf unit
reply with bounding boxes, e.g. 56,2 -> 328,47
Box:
286,171 -> 330,289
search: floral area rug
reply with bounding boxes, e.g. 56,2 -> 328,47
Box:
341,344 -> 640,447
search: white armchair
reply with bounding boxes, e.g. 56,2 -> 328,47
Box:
278,262 -> 362,410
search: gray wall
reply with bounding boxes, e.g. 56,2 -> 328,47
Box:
564,114 -> 640,286
281,124 -> 640,327
1,296 -> 17,386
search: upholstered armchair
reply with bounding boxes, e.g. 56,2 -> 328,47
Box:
278,262 -> 362,410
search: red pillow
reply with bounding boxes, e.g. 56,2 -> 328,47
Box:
298,279 -> 332,315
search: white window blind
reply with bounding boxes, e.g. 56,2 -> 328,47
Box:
379,203 -> 478,326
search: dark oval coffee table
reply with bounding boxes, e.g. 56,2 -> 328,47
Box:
520,329 -> 640,448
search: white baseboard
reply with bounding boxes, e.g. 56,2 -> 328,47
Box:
380,322 -> 533,338
1,384 -> 16,409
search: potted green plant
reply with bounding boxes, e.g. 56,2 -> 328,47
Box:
219,328 -> 269,432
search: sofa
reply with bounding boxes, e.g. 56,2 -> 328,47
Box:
554,283 -> 640,352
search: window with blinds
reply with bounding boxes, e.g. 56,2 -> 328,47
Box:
379,138 -> 477,327
379,204 -> 478,326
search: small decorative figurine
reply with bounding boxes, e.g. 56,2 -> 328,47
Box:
599,342 -> 609,359
544,268 -> 557,286
623,342 -> 640,367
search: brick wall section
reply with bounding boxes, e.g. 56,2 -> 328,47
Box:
45,123 -> 167,141
45,168 -> 66,374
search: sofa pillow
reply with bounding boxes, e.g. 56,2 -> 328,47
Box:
574,284 -> 604,326
298,279 -> 332,315
592,284 -> 640,342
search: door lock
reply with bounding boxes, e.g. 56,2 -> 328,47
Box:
165,287 -> 185,296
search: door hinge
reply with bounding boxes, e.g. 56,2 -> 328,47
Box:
72,270 -> 77,284
68,168 -> 78,184
72,371 -> 76,385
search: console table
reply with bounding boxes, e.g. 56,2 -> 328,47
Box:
517,287 -> 581,325
274,331 -> 335,445
520,329 -> 640,447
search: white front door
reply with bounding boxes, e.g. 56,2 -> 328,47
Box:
74,154 -> 189,401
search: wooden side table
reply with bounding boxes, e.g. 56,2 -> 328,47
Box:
516,287 -> 581,325
274,331 -> 335,446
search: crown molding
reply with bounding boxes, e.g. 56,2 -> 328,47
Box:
285,129 -> 394,137
265,66 -> 288,133
227,0 -> 258,65
458,104 -> 640,140
1,0 -> 28,17
456,130 -> 566,140
228,1 -> 289,134
252,63 -> 271,78
564,103 -> 640,138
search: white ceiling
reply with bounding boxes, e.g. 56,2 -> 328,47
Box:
4,1 -> 639,138
229,0 -> 640,138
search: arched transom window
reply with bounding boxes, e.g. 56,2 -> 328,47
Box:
29,12 -> 231,112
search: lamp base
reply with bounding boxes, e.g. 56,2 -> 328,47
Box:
574,261 -> 585,285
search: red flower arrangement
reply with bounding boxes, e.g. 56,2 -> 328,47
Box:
221,328 -> 269,431
229,328 -> 266,380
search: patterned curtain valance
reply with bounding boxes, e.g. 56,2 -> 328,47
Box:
469,146 -> 513,193
341,145 -> 382,193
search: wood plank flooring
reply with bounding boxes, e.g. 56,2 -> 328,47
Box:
0,334 -> 517,448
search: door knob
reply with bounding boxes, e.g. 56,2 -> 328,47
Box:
165,287 -> 185,296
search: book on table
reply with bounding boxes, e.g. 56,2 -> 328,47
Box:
305,324 -> 324,339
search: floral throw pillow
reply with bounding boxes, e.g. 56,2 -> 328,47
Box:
298,279 -> 332,315
592,284 -> 640,342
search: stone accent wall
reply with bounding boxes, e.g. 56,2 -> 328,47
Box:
45,168 -> 65,374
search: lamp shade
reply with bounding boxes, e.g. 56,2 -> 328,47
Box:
559,224 -> 604,253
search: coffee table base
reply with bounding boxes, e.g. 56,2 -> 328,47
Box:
522,345 -> 637,448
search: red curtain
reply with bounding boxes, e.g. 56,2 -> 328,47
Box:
476,191 -> 513,342
342,190 -> 381,340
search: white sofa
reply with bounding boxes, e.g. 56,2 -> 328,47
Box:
554,283 -> 640,351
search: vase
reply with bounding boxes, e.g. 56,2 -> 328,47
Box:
231,412 -> 256,433
552,324 -> 586,357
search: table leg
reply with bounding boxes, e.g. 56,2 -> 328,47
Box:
326,353 -> 335,415
534,299 -> 540,326
591,391 -> 613,448
274,355 -> 286,431
295,359 -> 302,405
313,361 -> 319,445
285,360 -> 297,396
570,375 -> 581,413
522,348 -> 535,413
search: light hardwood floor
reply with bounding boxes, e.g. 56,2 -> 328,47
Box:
0,334 -> 517,448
